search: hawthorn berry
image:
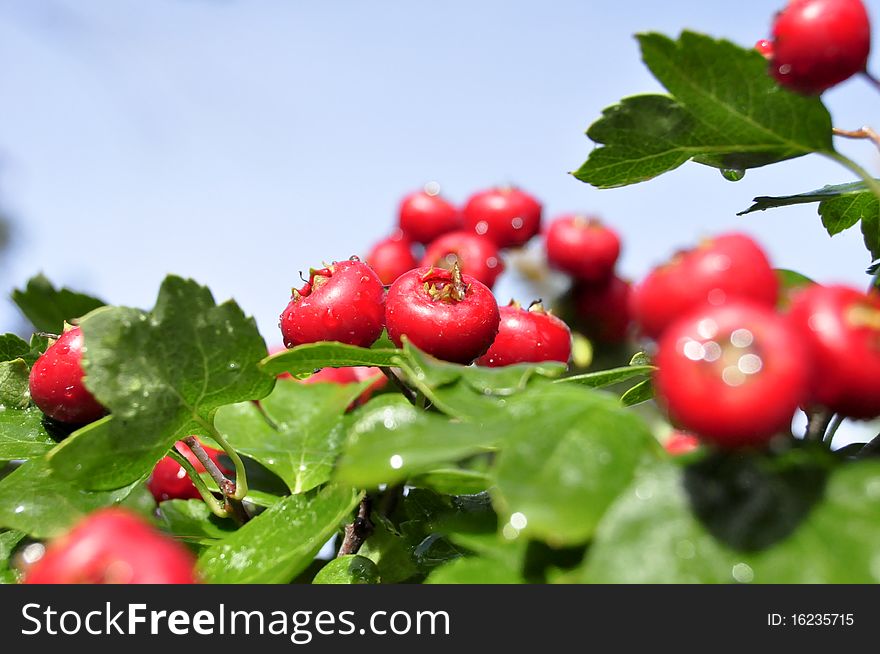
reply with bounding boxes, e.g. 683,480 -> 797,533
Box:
755,38 -> 774,59
769,0 -> 871,94
789,284 -> 880,418
665,431 -> 700,456
385,265 -> 500,364
573,275 -> 633,343
420,230 -> 504,289
462,187 -> 542,249
366,232 -> 418,285
631,233 -> 778,340
545,214 -> 621,282
23,509 -> 197,584
398,188 -> 461,245
28,327 -> 106,425
280,258 -> 385,349
476,301 -> 571,367
654,301 -> 810,448
147,439 -> 231,503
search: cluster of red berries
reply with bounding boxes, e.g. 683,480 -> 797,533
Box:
758,0 -> 871,94
634,232 -> 880,449
279,185 -> 587,368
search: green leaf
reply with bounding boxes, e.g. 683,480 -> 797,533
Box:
575,32 -> 833,188
0,530 -> 24,584
408,468 -> 492,495
0,407 -> 56,462
48,276 -> 275,490
0,359 -> 30,409
556,365 -> 655,388
260,342 -> 401,377
738,182 -> 880,260
198,485 -> 359,584
358,519 -> 421,584
312,555 -> 380,584
580,455 -> 880,583
620,379 -> 655,406
0,334 -> 30,363
155,499 -> 238,543
491,385 -> 656,546
398,341 -> 565,421
215,380 -> 370,494
426,556 -> 523,584
334,395 -> 506,488
776,268 -> 814,292
0,458 -> 143,538
12,274 -> 105,334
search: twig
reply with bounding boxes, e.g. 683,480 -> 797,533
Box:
168,449 -> 230,519
804,408 -> 832,443
182,436 -> 236,496
862,70 -> 880,94
823,414 -> 845,447
379,366 -> 417,405
832,126 -> 880,152
338,496 -> 373,557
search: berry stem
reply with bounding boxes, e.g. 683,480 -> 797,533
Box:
862,70 -> 880,95
168,448 -> 230,519
379,366 -> 418,405
337,495 -> 373,557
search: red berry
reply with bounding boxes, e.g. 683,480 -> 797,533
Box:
28,327 -> 106,425
366,232 -> 418,285
769,0 -> 871,94
385,265 -> 500,364
631,233 -> 778,340
545,214 -> 621,282
789,284 -> 880,418
462,187 -> 542,249
755,38 -> 775,59
477,301 -> 571,367
655,301 -> 810,448
280,259 -> 385,349
398,189 -> 461,245
665,431 -> 701,456
573,275 -> 633,343
421,230 -> 504,289
24,509 -> 197,584
147,439 -> 231,503
301,366 -> 387,406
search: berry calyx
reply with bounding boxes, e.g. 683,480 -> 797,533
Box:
573,275 -> 633,344
477,300 -> 572,367
545,214 -> 621,282
631,233 -> 778,340
769,0 -> 871,94
420,230 -> 504,289
28,326 -> 106,425
385,265 -> 500,364
462,186 -> 542,249
280,258 -> 386,349
148,439 -> 231,503
366,232 -> 418,285
788,284 -> 880,418
398,188 -> 461,245
654,301 -> 810,448
23,509 -> 197,584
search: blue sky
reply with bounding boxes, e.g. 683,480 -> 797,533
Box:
0,0 -> 878,336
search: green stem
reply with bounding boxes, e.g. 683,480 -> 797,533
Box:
825,151 -> 880,202
200,422 -> 249,501
168,449 -> 230,518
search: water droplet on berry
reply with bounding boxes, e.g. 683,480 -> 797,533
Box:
424,181 -> 441,196
511,217 -> 524,229
475,221 -> 489,235
730,328 -> 754,348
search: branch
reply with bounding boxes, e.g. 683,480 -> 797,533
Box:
833,126 -> 880,153
804,408 -> 832,443
337,495 -> 373,557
